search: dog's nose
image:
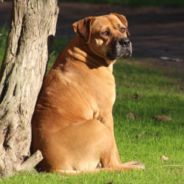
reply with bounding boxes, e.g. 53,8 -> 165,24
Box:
118,38 -> 130,47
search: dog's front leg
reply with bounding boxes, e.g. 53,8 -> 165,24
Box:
99,112 -> 122,166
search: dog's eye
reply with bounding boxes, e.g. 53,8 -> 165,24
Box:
120,27 -> 126,33
101,31 -> 110,36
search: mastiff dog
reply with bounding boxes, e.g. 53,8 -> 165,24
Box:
32,13 -> 145,175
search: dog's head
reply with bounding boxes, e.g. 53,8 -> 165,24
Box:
72,13 -> 132,64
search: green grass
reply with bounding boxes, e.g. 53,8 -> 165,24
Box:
0,26 -> 8,64
1,31 -> 184,183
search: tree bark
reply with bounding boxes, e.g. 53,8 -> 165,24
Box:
0,0 -> 59,177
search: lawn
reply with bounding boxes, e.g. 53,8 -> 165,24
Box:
0,28 -> 184,183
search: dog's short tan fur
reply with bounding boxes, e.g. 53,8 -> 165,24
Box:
32,13 -> 144,174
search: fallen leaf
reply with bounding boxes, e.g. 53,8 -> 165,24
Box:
159,155 -> 169,161
156,115 -> 172,121
107,180 -> 114,184
126,112 -> 140,120
160,56 -> 183,62
136,131 -> 153,139
160,56 -> 171,60
127,83 -> 135,87
136,131 -> 146,139
180,86 -> 184,91
127,112 -> 135,119
130,93 -> 139,99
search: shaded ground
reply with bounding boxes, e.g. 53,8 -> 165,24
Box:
1,2 -> 184,72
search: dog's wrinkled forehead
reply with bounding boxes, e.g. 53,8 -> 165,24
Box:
92,14 -> 127,31
72,13 -> 129,43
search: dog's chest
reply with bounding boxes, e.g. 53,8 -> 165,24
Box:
50,64 -> 116,123
84,68 -> 116,111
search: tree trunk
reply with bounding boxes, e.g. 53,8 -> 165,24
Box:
0,0 -> 59,177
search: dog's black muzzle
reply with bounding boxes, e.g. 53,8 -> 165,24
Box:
107,37 -> 132,61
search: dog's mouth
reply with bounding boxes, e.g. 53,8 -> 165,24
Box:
121,51 -> 132,58
106,39 -> 132,61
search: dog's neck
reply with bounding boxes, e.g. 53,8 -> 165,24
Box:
65,36 -> 115,72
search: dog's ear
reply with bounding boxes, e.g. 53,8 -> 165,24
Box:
72,17 -> 96,43
111,13 -> 130,36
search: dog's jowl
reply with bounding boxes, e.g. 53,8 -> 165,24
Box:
32,13 -> 145,175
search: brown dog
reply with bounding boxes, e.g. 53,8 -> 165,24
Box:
32,13 -> 144,175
